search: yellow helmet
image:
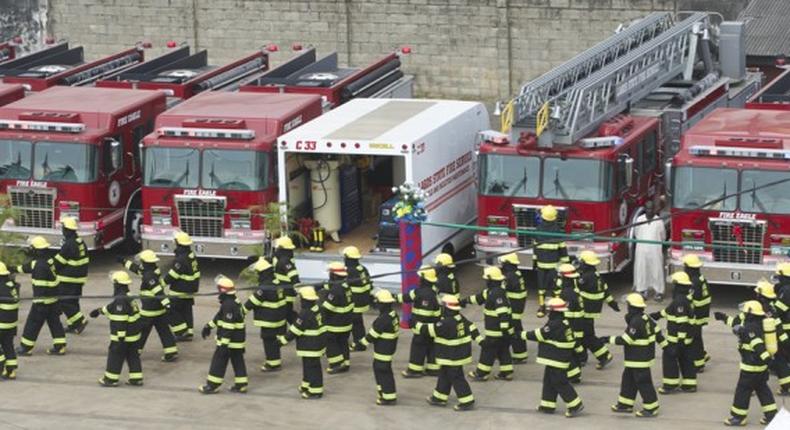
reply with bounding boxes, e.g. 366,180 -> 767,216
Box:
29,236 -> 50,249
138,249 -> 160,263
60,216 -> 78,231
742,300 -> 765,316
546,297 -> 568,312
625,293 -> 646,308
558,263 -> 579,278
671,271 -> 692,286
111,271 -> 132,285
498,253 -> 520,266
483,266 -> 505,281
418,266 -> 437,283
343,246 -> 361,259
276,236 -> 295,250
579,250 -> 600,266
434,253 -> 454,267
755,280 -> 777,299
540,205 -> 558,222
376,289 -> 395,304
777,262 -> 790,277
327,261 -> 347,277
252,257 -> 272,272
441,294 -> 461,310
0,262 -> 9,276
682,254 -> 703,269
299,286 -> 318,301
174,231 -> 193,246
216,275 -> 235,293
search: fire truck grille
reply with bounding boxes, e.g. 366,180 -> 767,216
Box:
175,196 -> 226,238
512,205 -> 566,248
709,218 -> 765,265
8,187 -> 56,229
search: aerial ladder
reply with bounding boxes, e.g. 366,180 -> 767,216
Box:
501,11 -> 714,146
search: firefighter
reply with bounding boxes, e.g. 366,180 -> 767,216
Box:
359,289 -> 399,405
576,250 -> 616,369
683,254 -> 711,372
463,266 -> 513,381
14,236 -> 66,356
199,276 -> 248,394
555,263 -> 584,383
535,205 -> 569,318
163,231 -> 200,342
500,253 -> 528,363
272,236 -> 299,323
90,271 -> 143,387
715,301 -> 777,426
278,286 -> 327,399
775,263 -> 790,396
603,293 -> 661,418
320,262 -> 353,374
120,250 -> 178,362
399,266 -> 441,378
344,246 -> 374,351
519,297 -> 584,418
0,262 -> 19,380
242,257 -> 287,372
752,280 -> 790,396
310,220 -> 326,252
650,271 -> 696,394
53,216 -> 89,335
435,253 -> 460,296
419,295 -> 481,411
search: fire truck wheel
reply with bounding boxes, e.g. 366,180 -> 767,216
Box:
123,210 -> 143,253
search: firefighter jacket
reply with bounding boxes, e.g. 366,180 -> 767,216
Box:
775,278 -> 790,333
436,267 -> 460,296
398,282 -> 441,328
555,277 -> 584,337
608,312 -> 664,368
283,303 -> 326,357
534,221 -> 568,269
53,234 -> 89,284
319,281 -> 353,333
208,294 -> 246,350
734,321 -> 772,373
14,256 -> 59,304
0,278 -> 20,330
523,317 -> 576,369
578,266 -> 614,319
243,278 -> 288,336
360,308 -> 399,361
100,296 -> 142,344
502,266 -> 527,318
346,260 -> 373,313
415,312 -> 481,366
688,270 -> 711,327
163,248 -> 200,298
659,293 -> 693,346
273,252 -> 299,304
467,283 -> 511,338
125,261 -> 170,318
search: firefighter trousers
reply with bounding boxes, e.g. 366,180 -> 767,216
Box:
432,365 -> 474,405
615,367 -> 658,411
261,334 -> 282,368
373,359 -> 397,401
301,357 -> 323,395
168,297 -> 194,337
510,313 -> 528,361
351,313 -> 366,345
139,314 -> 178,357
20,302 -> 66,350
540,366 -> 583,412
206,346 -> 247,388
661,343 -> 696,389
407,332 -> 438,372
771,349 -> 790,391
475,337 -> 513,376
577,318 -> 610,364
0,329 -> 17,371
730,370 -> 777,420
687,327 -> 707,369
536,268 -> 557,306
325,330 -> 351,368
104,341 -> 142,383
59,282 -> 86,330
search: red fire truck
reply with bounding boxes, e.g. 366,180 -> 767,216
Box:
475,12 -> 760,273
0,84 -> 24,106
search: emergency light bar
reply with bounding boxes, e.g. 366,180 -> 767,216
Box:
157,126 -> 255,140
0,119 -> 85,133
579,136 -> 623,149
689,145 -> 790,160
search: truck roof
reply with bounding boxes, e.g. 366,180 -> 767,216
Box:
0,83 -> 24,105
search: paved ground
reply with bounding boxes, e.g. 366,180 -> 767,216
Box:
0,251 -> 787,429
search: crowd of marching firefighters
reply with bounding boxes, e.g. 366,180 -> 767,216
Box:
1,206 -> 790,426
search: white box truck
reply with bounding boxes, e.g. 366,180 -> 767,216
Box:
276,98 -> 490,289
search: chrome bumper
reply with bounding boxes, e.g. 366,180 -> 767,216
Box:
668,258 -> 774,286
143,232 -> 262,259
0,221 -> 102,250
474,243 -> 622,274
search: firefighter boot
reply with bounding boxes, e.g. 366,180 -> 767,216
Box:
611,404 -> 633,413
723,416 -> 746,427
230,384 -> 248,394
2,368 -> 16,380
98,377 -> 119,387
72,320 -> 89,335
401,369 -> 424,379
454,401 -> 475,412
15,346 -> 32,357
426,396 -> 447,407
565,404 -> 585,418
198,384 -> 220,394
46,345 -> 66,356
126,379 -> 144,387
636,408 -> 658,418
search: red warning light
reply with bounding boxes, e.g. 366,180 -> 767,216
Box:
401,46 -> 412,54
266,44 -> 279,52
166,40 -> 178,48
292,43 -> 303,51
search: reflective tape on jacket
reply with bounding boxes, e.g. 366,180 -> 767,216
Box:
58,275 -> 87,284
536,357 -> 570,369
507,291 -> 527,300
254,319 -> 286,328
624,359 -> 654,368
412,307 -> 441,317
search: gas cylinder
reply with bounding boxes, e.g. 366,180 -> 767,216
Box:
764,317 -> 778,356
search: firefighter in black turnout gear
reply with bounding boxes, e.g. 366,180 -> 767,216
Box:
464,266 -> 514,381
273,236 -> 299,323
279,286 -> 327,399
576,251 -> 616,369
164,232 -> 200,341
604,293 -> 661,418
683,254 -> 711,372
54,216 -> 89,334
435,253 -> 460,296
344,246 -> 373,351
651,271 -> 696,394
91,271 -> 143,387
774,263 -> 790,395
360,289 -> 400,405
399,266 -> 441,378
420,295 -> 480,411
500,253 -> 528,363
0,262 -> 19,379
121,250 -> 178,361
535,205 -> 569,318
243,257 -> 288,372
199,276 -> 248,394
555,264 -> 583,382
14,236 -> 66,356
320,262 -> 353,374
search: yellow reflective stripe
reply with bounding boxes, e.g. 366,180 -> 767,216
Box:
325,325 -> 352,333
217,321 -> 245,329
436,357 -> 472,366
323,301 -> 353,313
255,300 -> 288,309
0,322 -> 18,329
32,298 -> 57,304
58,275 -> 87,283
506,291 -> 527,300
254,320 -> 286,328
350,285 -> 372,293
62,257 -> 89,266
579,291 -> 605,300
740,363 -> 768,372
373,352 -> 394,361
105,313 -> 129,322
140,309 -> 166,317
624,360 -> 654,368
537,243 -> 560,250
297,349 -> 326,358
412,308 -> 441,317
434,336 -> 469,346
0,303 -> 20,310
536,357 -> 569,369
32,280 -> 58,287
536,262 -> 558,269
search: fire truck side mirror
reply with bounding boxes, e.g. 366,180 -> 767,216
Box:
664,161 -> 672,196
619,154 -> 634,189
104,138 -> 123,173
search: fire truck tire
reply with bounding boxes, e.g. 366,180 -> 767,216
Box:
123,209 -> 143,253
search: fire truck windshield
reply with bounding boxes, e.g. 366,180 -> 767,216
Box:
201,149 -> 268,191
33,142 -> 97,183
0,139 -> 32,180
542,158 -> 612,202
143,147 -> 200,188
672,166 -> 738,211
479,154 -> 539,197
740,170 -> 790,214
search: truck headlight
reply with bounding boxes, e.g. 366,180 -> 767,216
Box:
229,209 -> 251,230
151,206 -> 172,226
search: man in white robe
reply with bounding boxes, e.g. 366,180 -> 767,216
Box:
633,201 -> 666,301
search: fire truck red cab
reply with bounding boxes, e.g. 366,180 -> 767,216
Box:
0,86 -> 167,249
